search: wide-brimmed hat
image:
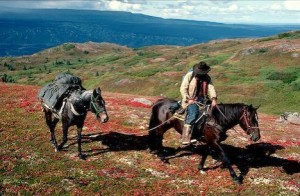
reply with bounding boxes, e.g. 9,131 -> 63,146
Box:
193,61 -> 211,75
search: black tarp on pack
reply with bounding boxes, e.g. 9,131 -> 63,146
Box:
38,73 -> 85,109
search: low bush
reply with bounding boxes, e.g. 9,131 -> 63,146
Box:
126,68 -> 161,77
291,79 -> 300,91
278,31 -> 300,39
63,44 -> 75,51
266,71 -> 297,83
1,74 -> 15,83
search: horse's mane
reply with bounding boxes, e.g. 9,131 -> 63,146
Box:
81,90 -> 93,98
211,103 -> 246,127
68,89 -> 92,104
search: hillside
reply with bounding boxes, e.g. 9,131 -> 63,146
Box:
1,31 -> 300,114
1,8 -> 300,56
0,82 -> 299,195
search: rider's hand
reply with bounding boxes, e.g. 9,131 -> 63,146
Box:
188,99 -> 196,105
211,99 -> 217,108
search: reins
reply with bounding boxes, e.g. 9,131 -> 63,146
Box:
215,104 -> 239,133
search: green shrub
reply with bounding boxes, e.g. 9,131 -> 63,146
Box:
258,48 -> 268,53
291,79 -> 300,91
1,74 -> 15,83
137,51 -> 159,58
63,44 -> 75,51
124,56 -> 142,67
278,31 -> 300,39
4,62 -> 16,71
126,68 -> 161,77
266,71 -> 297,83
203,53 -> 231,66
258,37 -> 276,42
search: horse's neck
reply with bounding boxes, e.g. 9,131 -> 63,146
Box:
80,90 -> 92,106
213,104 -> 244,130
68,90 -> 91,110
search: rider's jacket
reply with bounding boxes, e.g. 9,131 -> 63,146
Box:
180,71 -> 217,108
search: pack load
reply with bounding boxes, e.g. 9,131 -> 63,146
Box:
38,73 -> 85,110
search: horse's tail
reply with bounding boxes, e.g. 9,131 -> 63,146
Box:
148,99 -> 167,152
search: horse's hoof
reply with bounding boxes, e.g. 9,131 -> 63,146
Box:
149,149 -> 158,154
198,166 -> 206,172
233,177 -> 242,184
200,170 -> 206,175
78,154 -> 86,160
161,158 -> 170,164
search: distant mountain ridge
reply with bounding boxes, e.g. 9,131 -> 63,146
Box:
0,8 -> 299,56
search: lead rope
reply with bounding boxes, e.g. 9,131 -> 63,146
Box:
148,116 -> 174,132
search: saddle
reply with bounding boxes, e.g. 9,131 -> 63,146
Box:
168,101 -> 186,121
38,73 -> 85,110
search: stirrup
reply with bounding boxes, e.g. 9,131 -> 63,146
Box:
182,141 -> 191,145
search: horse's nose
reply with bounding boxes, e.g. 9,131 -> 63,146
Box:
102,115 -> 109,123
251,131 -> 260,142
103,117 -> 109,123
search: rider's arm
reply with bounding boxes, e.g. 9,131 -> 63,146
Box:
180,72 -> 193,101
208,83 -> 217,107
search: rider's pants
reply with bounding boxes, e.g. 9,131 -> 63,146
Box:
186,103 -> 201,125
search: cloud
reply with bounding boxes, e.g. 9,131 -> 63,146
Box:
0,0 -> 299,24
228,4 -> 238,12
0,0 -> 101,10
271,3 -> 282,11
284,0 -> 300,11
98,0 -> 143,11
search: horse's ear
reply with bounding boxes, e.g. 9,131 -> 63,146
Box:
96,87 -> 101,94
93,89 -> 97,96
255,105 -> 261,110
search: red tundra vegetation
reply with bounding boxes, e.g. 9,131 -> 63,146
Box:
0,82 -> 299,195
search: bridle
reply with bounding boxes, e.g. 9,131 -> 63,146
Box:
90,94 -> 107,116
239,106 -> 259,137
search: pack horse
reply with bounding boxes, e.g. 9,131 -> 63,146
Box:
38,73 -> 109,159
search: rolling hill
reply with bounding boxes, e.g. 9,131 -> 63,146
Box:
1,31 -> 300,114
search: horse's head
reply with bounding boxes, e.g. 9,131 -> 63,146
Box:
239,104 -> 261,142
90,88 -> 109,123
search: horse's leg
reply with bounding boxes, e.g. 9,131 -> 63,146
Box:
57,123 -> 68,151
76,122 -> 85,160
44,109 -> 59,149
148,129 -> 161,154
148,114 -> 165,154
198,145 -> 209,173
209,141 -> 240,183
149,125 -> 169,162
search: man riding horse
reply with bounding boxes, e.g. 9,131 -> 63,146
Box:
180,61 -> 217,145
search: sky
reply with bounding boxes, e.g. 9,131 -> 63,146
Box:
0,0 -> 300,24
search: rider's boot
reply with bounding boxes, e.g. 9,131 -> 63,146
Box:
182,124 -> 192,145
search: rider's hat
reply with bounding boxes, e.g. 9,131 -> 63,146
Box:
193,61 -> 211,75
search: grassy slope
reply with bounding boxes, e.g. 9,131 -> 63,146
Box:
1,31 -> 300,114
0,83 -> 299,195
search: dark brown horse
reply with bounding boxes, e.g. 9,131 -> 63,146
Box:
148,98 -> 260,183
41,88 -> 109,159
